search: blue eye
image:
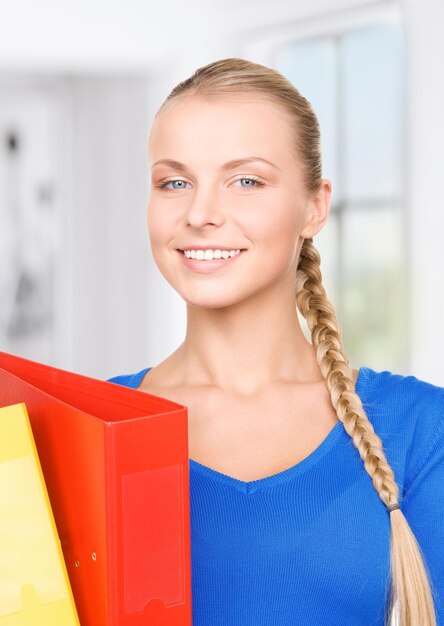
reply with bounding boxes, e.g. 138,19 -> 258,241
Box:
158,176 -> 264,191
162,179 -> 188,190
234,176 -> 264,188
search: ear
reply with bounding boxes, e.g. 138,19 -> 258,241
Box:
300,179 -> 332,239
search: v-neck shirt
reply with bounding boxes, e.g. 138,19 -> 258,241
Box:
107,365 -> 444,625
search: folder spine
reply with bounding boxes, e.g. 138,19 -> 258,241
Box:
105,421 -> 118,625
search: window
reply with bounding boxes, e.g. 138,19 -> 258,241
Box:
273,21 -> 407,372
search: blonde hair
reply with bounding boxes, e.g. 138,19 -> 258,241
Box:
157,57 -> 437,626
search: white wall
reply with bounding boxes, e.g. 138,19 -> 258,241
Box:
402,0 -> 444,385
57,76 -> 152,378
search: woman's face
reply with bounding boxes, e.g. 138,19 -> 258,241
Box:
147,93 -> 329,309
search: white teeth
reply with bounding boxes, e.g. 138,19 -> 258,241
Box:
184,249 -> 241,260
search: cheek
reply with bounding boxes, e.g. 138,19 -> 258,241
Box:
147,202 -> 171,249
147,204 -> 184,286
147,213 -> 172,280
247,198 -> 302,248
247,201 -> 303,272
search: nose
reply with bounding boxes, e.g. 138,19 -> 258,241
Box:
184,184 -> 225,228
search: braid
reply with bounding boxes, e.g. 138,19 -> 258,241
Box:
296,237 -> 437,626
296,237 -> 399,508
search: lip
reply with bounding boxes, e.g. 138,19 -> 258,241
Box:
177,249 -> 246,273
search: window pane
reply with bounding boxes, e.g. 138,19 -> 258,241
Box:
341,23 -> 405,201
340,206 -> 408,373
273,22 -> 407,372
274,38 -> 338,185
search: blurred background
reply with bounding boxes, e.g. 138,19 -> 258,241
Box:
0,0 -> 442,385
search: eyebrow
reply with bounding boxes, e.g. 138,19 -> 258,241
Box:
151,157 -> 280,172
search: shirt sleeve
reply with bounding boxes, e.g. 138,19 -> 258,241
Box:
106,367 -> 151,389
401,406 -> 444,622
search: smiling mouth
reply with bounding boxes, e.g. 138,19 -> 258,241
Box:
176,249 -> 247,259
176,249 -> 247,268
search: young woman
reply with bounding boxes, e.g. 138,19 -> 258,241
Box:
108,58 -> 444,626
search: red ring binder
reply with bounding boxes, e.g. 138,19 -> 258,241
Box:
0,351 -> 193,626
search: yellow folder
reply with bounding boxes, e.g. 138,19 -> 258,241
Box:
0,403 -> 80,625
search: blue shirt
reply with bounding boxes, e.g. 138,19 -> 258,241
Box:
107,366 -> 444,625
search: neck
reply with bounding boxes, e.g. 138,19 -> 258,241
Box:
175,285 -> 322,396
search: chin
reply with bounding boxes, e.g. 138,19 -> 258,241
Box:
185,298 -> 237,310
182,290 -> 245,310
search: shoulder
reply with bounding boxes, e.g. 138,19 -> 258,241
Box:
357,366 -> 444,424
107,367 -> 151,390
357,366 -> 444,415
356,366 -> 444,490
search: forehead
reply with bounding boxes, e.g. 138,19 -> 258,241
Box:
149,94 -> 295,165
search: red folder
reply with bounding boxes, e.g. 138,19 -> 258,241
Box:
0,351 -> 192,626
